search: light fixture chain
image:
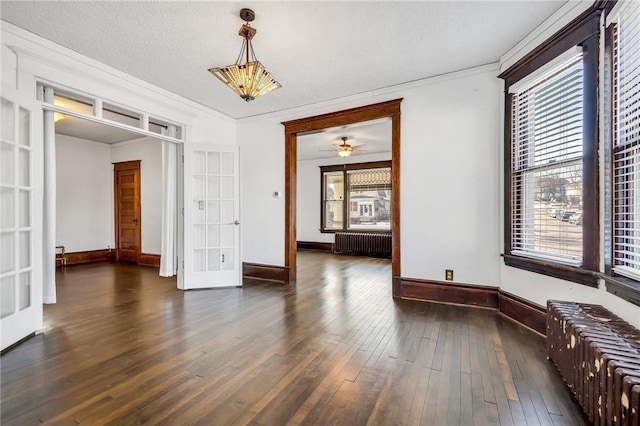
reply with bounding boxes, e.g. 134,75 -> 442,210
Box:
248,39 -> 258,62
235,38 -> 248,66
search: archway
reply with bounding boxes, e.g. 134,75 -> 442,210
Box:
282,98 -> 402,296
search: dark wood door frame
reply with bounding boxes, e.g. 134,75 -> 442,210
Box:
282,99 -> 403,293
114,160 -> 141,263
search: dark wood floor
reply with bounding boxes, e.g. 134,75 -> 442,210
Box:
1,250 -> 586,425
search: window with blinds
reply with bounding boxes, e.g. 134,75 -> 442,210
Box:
510,52 -> 584,266
612,0 -> 640,280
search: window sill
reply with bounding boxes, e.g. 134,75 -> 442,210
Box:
320,229 -> 392,234
599,273 -> 640,308
502,254 -> 598,287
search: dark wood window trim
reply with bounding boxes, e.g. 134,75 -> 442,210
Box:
320,161 -> 391,172
499,6 -> 602,286
320,161 -> 392,233
603,3 -> 640,306
503,254 -> 598,287
600,273 -> 640,307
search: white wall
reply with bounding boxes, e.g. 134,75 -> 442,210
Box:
297,152 -> 391,243
111,137 -> 162,254
239,65 -> 502,287
55,134 -> 113,252
497,1 -> 640,328
55,135 -> 164,254
400,72 -> 500,285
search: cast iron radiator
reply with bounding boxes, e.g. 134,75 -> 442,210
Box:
547,300 -> 640,426
333,232 -> 391,257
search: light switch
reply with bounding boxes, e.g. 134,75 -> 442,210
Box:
198,200 -> 205,210
273,190 -> 281,198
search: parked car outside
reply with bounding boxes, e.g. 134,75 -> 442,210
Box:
549,208 -> 562,218
569,213 -> 583,225
561,211 -> 576,222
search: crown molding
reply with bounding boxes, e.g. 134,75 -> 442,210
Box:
499,1 -> 592,71
238,62 -> 500,124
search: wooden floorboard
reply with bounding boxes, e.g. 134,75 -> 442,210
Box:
1,250 -> 587,425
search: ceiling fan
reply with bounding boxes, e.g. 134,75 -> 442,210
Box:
321,137 -> 367,158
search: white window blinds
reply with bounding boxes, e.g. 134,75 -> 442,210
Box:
510,52 -> 584,266
612,0 -> 640,280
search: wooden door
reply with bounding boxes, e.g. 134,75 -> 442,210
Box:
114,161 -> 141,263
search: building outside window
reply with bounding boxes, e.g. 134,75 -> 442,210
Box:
320,161 -> 391,232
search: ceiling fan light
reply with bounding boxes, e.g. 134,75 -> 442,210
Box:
338,148 -> 352,158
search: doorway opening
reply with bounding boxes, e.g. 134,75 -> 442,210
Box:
296,119 -> 392,256
282,99 -> 402,293
42,83 -> 185,303
54,117 -> 168,268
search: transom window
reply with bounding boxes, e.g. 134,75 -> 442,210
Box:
320,161 -> 391,232
36,83 -> 184,141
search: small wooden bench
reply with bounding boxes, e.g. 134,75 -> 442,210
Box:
55,245 -> 66,267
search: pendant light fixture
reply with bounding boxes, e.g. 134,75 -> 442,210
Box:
208,8 -> 281,102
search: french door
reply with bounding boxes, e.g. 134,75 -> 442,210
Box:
1,86 -> 42,351
183,144 -> 240,289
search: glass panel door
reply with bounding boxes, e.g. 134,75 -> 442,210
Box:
183,144 -> 240,288
1,87 -> 42,351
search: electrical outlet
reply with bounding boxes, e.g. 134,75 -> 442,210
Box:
445,269 -> 454,281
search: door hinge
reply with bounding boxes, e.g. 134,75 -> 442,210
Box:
182,155 -> 184,163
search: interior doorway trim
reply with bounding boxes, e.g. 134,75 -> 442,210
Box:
282,98 -> 402,288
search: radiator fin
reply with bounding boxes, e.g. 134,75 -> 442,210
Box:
333,232 -> 391,258
547,300 -> 640,426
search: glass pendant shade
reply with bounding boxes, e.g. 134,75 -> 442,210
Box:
209,60 -> 281,102
209,14 -> 281,102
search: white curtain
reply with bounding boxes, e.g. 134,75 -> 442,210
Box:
160,127 -> 178,277
43,88 -> 56,303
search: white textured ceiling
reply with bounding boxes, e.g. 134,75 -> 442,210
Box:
0,1 -> 566,119
55,116 -> 149,144
298,118 -> 391,161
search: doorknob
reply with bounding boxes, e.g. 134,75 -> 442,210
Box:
234,220 -> 240,225
133,218 -> 138,224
